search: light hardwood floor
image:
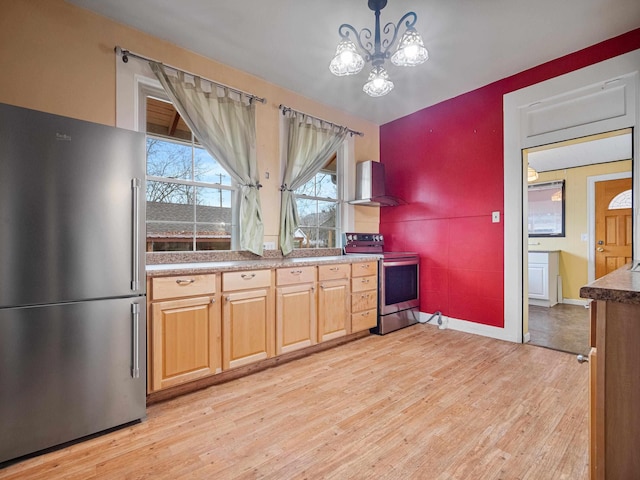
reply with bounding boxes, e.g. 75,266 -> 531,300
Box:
0,325 -> 589,479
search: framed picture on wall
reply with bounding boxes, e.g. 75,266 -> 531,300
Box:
528,180 -> 565,237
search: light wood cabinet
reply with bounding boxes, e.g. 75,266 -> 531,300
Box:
276,266 -> 317,355
149,274 -> 220,392
222,269 -> 274,370
317,264 -> 350,342
147,260 -> 374,395
586,299 -> 640,479
351,261 -> 378,332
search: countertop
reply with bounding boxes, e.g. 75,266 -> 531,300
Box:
580,262 -> 640,305
146,254 -> 381,277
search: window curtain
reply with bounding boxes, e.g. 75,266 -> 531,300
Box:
280,112 -> 348,256
150,62 -> 264,256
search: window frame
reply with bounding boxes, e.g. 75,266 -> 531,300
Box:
278,113 -> 355,251
527,180 -> 566,238
140,84 -> 239,251
292,158 -> 342,249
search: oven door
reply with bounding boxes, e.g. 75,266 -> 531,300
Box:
380,257 -> 419,315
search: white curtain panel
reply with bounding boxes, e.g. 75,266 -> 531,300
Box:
280,112 -> 348,256
150,62 -> 264,256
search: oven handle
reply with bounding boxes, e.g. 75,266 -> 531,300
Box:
382,258 -> 419,267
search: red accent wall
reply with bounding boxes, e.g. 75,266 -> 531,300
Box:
380,28 -> 640,328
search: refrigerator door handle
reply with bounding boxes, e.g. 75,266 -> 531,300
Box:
131,178 -> 141,291
131,302 -> 140,379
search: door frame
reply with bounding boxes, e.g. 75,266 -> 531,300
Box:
503,49 -> 640,344
587,171 -> 633,284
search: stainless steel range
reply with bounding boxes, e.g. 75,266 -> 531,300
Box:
343,233 -> 420,334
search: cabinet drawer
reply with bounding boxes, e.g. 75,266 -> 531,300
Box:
223,269 -> 271,291
318,263 -> 350,281
351,275 -> 377,293
351,309 -> 377,332
351,291 -> 377,312
276,266 -> 316,286
151,274 -> 216,300
351,261 -> 378,277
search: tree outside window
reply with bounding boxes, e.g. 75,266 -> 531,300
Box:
293,156 -> 340,248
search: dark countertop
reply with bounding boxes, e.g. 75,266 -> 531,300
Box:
580,262 -> 640,305
146,254 -> 381,277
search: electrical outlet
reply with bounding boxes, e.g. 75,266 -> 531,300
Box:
263,241 -> 276,250
492,211 -> 500,223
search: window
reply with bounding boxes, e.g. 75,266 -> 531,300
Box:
608,189 -> 632,210
293,155 -> 340,248
145,96 -> 236,251
528,180 -> 565,237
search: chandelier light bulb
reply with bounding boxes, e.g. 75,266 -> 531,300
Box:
363,66 -> 394,97
329,39 -> 365,76
391,28 -> 428,67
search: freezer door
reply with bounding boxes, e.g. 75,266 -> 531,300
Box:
0,103 -> 146,307
0,297 -> 146,464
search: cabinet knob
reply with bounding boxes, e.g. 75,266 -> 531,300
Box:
576,354 -> 589,364
176,278 -> 195,285
241,273 -> 256,279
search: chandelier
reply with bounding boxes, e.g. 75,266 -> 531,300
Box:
329,0 -> 428,97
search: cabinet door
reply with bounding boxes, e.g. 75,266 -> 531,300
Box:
318,279 -> 349,342
223,288 -> 274,369
528,263 -> 548,299
276,283 -> 316,355
151,296 -> 220,392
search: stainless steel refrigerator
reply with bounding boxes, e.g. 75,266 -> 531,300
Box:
0,103 -> 147,464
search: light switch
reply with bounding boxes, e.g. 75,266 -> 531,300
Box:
492,211 -> 500,223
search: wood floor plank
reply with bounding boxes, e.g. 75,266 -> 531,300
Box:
0,325 -> 589,479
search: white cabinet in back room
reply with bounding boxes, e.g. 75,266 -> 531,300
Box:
528,251 -> 560,307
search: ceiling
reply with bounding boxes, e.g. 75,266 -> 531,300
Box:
68,0 -> 640,125
527,131 -> 633,173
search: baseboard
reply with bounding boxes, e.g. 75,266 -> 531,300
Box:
523,332 -> 531,343
561,298 -> 590,307
419,311 -> 519,343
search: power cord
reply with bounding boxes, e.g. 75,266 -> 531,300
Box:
418,310 -> 443,326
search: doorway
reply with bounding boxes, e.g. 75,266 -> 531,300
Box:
523,129 -> 632,354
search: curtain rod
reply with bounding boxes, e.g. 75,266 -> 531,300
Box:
279,105 -> 364,137
114,46 -> 267,104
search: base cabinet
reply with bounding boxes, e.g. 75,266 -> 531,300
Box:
589,300 -> 640,479
528,251 -> 559,307
276,266 -> 317,355
149,274 -> 220,392
148,260 -> 373,394
351,261 -> 378,333
222,270 -> 274,370
317,264 -> 350,342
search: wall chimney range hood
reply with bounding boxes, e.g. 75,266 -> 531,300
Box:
349,160 -> 406,207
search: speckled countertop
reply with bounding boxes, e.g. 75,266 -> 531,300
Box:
146,250 -> 381,277
580,262 -> 640,305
